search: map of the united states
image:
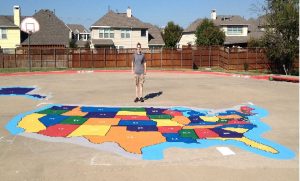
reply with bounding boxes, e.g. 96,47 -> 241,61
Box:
5,103 -> 295,160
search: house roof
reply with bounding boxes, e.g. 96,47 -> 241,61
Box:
184,15 -> 248,33
91,10 -> 148,29
67,24 -> 89,33
144,23 -> 165,45
224,36 -> 249,45
0,16 -> 17,27
21,9 -> 69,46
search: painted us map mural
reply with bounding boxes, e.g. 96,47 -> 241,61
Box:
1,87 -> 295,160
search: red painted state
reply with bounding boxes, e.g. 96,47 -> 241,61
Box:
158,126 -> 183,133
227,119 -> 249,124
194,128 -> 219,139
162,110 -> 183,116
38,124 -> 80,137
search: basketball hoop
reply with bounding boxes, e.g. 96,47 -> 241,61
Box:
21,17 -> 40,34
20,17 -> 40,72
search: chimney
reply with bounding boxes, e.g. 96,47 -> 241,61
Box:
211,9 -> 216,20
127,7 -> 132,18
13,5 -> 21,26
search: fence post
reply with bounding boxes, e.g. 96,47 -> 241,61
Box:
67,48 -> 70,68
1,49 -> 4,68
14,48 -> 17,68
218,46 -> 220,67
181,48 -> 183,69
115,49 -> 117,67
79,48 -> 81,68
209,46 -> 211,67
160,48 -> 163,69
192,48 -> 194,69
104,48 -> 106,68
40,48 -> 43,68
199,47 -> 202,68
227,48 -> 230,71
150,48 -> 153,67
91,49 -> 94,68
255,47 -> 258,71
54,48 -> 57,68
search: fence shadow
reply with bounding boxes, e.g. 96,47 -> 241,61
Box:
144,91 -> 163,100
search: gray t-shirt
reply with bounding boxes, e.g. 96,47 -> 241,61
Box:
133,53 -> 146,75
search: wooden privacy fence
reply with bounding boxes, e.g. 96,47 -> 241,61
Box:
0,47 -> 298,72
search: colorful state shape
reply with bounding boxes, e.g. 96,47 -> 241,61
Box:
81,106 -> 120,113
18,113 -> 46,132
118,120 -> 157,126
211,127 -> 244,138
145,108 -> 167,115
68,125 -> 111,137
84,126 -> 166,154
194,128 -> 219,139
200,116 -> 219,122
51,106 -> 77,111
84,118 -> 120,125
116,111 -> 146,116
0,87 -> 46,99
217,115 -> 242,120
39,114 -> 69,127
84,112 -> 117,118
152,119 -> 183,127
127,125 -> 158,132
38,108 -> 69,115
115,115 -> 150,120
60,116 -> 88,125
223,127 -> 249,133
149,114 -> 173,119
163,133 -> 198,143
179,129 -> 199,139
158,126 -> 182,133
162,110 -> 183,116
172,116 -> 191,125
39,124 -> 80,137
62,107 -> 87,117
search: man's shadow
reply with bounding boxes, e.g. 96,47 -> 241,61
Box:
144,91 -> 163,100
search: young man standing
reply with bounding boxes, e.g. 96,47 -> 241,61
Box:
132,43 -> 146,102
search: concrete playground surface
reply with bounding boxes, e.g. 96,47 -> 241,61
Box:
0,70 -> 298,181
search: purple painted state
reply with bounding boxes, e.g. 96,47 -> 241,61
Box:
0,87 -> 46,99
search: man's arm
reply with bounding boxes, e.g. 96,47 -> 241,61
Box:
131,55 -> 134,74
144,62 -> 147,75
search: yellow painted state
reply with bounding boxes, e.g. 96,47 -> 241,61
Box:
152,119 -> 183,127
0,29 -> 21,48
209,137 -> 278,154
223,127 -> 249,133
67,125 -> 111,137
18,113 -> 46,133
116,111 -> 146,116
200,116 -> 219,122
217,115 -> 242,119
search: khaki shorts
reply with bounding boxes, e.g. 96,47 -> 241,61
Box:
135,74 -> 145,86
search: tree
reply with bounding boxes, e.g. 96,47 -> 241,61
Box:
195,18 -> 225,46
162,21 -> 183,48
262,0 -> 299,74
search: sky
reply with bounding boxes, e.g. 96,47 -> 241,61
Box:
0,0 -> 266,29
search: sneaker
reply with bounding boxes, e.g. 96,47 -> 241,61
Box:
139,97 -> 144,102
134,97 -> 139,103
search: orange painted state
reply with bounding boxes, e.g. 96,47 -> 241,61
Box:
172,116 -> 191,125
62,107 -> 87,117
84,126 -> 166,154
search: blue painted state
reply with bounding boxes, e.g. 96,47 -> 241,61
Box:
0,86 -> 46,100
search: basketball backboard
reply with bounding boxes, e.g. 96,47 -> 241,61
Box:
21,17 -> 40,34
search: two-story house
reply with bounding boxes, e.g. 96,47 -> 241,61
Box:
67,24 -> 90,48
0,5 -> 22,50
179,9 -> 251,47
90,7 -> 164,49
21,9 -> 70,48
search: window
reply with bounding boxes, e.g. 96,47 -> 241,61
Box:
121,29 -> 131,38
0,28 -> 7,39
99,28 -> 114,38
141,29 -> 146,37
227,26 -> 243,35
